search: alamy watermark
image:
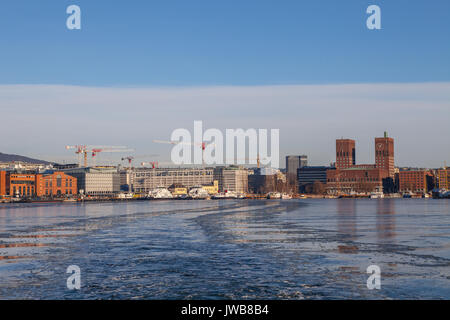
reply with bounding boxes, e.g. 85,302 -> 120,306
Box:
367,5 -> 381,30
65,4 -> 381,31
166,121 -> 280,170
366,265 -> 381,290
66,5 -> 81,30
66,265 -> 81,290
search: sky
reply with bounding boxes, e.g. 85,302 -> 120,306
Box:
0,1 -> 449,167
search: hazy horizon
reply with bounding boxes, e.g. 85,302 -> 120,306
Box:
1,82 -> 449,169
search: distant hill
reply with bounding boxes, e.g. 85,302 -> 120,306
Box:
0,152 -> 52,165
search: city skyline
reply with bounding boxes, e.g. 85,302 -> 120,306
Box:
0,82 -> 449,168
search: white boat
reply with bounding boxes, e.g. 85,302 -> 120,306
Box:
281,193 -> 292,200
148,187 -> 173,199
370,191 -> 384,199
189,186 -> 209,199
117,192 -> 134,199
267,192 -> 282,199
212,191 -> 241,199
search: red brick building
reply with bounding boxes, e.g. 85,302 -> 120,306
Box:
35,172 -> 77,197
0,171 -> 77,198
398,170 -> 428,193
327,166 -> 388,194
375,133 -> 395,178
6,173 -> 36,197
327,133 -> 394,195
0,171 -> 7,196
336,139 -> 356,169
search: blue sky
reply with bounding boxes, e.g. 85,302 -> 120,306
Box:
1,0 -> 449,86
0,1 -> 449,167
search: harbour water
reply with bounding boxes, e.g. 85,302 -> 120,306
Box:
0,199 -> 449,299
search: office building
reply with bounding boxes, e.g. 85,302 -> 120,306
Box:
286,155 -> 307,175
214,166 -> 248,193
398,170 -> 429,193
297,166 -> 330,193
132,167 -> 214,194
438,168 -> 449,189
64,167 -> 120,196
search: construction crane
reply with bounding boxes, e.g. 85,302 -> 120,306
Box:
121,154 -> 159,168
153,140 -> 215,166
141,161 -> 159,169
65,145 -> 88,167
122,156 -> 135,167
66,145 -> 133,167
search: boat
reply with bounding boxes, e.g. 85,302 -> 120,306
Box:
370,191 -> 384,199
432,189 -> 450,199
148,187 -> 173,199
267,192 -> 282,199
281,193 -> 292,200
63,198 -> 77,203
212,191 -> 241,199
188,186 -> 210,199
117,192 -> 134,199
402,191 -> 413,198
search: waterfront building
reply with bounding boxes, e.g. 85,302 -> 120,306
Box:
119,169 -> 133,191
64,167 -> 120,196
248,173 -> 276,194
398,170 -> 429,193
5,172 -> 36,197
327,133 -> 395,194
438,168 -> 449,189
35,172 -> 77,197
297,166 -> 330,193
0,171 -> 6,196
0,170 -> 77,197
214,166 -> 248,194
132,167 -> 214,194
248,167 -> 287,194
327,166 -> 387,194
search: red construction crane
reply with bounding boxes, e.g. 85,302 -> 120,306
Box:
141,161 -> 159,169
121,154 -> 159,167
66,145 -> 133,167
122,156 -> 135,166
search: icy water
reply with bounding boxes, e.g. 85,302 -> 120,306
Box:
0,199 -> 449,299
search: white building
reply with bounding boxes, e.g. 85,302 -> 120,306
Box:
132,167 -> 214,194
64,167 -> 120,196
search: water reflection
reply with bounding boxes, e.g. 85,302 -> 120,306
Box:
337,200 -> 358,254
376,199 -> 396,243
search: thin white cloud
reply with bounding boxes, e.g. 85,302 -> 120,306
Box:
0,83 -> 449,168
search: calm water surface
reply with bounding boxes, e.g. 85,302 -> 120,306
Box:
0,199 -> 449,299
